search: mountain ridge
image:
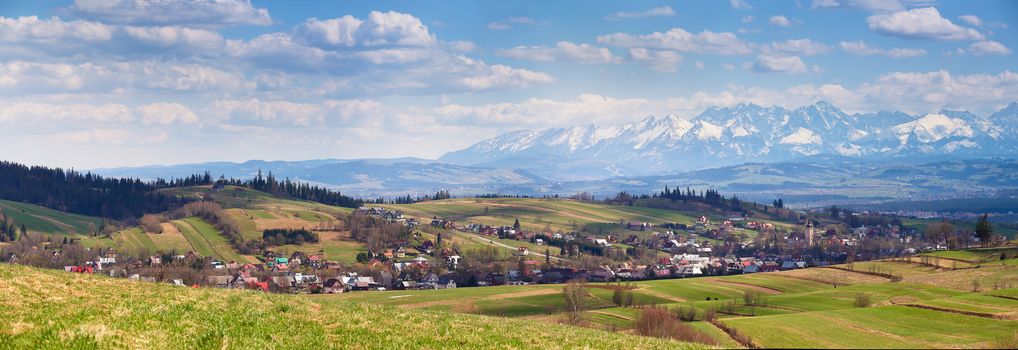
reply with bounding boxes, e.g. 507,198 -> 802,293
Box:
440,101 -> 1018,179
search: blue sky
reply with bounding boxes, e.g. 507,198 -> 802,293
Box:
0,0 -> 1015,168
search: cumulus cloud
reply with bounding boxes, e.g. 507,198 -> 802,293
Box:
741,16 -> 754,23
752,55 -> 808,73
68,0 -> 271,26
605,6 -> 675,20
137,102 -> 198,125
839,40 -> 926,57
486,17 -> 539,30
867,7 -> 983,41
496,41 -> 619,64
597,27 -> 752,55
1,13 -> 552,96
295,11 -> 436,48
769,15 -> 792,27
457,59 -> 554,90
765,39 -> 831,56
957,41 -> 1012,56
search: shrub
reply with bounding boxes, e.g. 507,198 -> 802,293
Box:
675,305 -> 697,322
140,214 -> 163,234
703,306 -> 717,322
854,292 -> 872,308
636,307 -> 717,346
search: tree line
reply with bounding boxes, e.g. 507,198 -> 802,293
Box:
0,161 -> 184,219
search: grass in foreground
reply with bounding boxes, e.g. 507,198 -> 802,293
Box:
0,264 -> 695,349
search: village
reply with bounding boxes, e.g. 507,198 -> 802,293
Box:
6,202 -> 948,296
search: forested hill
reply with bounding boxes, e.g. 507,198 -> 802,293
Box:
0,161 -> 181,219
0,161 -> 363,221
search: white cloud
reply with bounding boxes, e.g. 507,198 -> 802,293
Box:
867,7 -> 984,41
959,41 -> 1012,56
769,15 -> 792,27
839,40 -> 926,57
122,25 -> 224,50
752,55 -> 808,73
137,102 -> 198,125
433,93 -> 654,127
605,6 -> 675,21
695,61 -> 705,69
0,102 -> 132,124
295,12 -> 436,48
0,16 -> 113,42
958,15 -> 982,27
731,0 -> 754,10
741,16 -> 754,23
628,48 -> 683,72
208,98 -> 382,126
457,58 -> 555,90
496,41 -> 619,64
486,17 -> 538,30
810,0 -> 905,12
766,39 -> 831,56
69,0 -> 271,26
597,27 -> 752,55
0,60 -> 254,95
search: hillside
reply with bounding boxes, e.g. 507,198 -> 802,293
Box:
0,264 -> 693,349
0,199 -> 103,235
340,256 -> 1018,348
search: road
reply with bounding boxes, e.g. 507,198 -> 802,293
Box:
453,230 -> 569,262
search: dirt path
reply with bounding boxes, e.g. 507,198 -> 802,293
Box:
634,287 -> 687,303
709,280 -> 783,295
455,231 -> 568,262
900,303 -> 1016,320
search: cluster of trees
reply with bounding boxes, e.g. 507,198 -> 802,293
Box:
262,228 -> 319,245
246,170 -> 362,208
654,186 -> 743,211
0,213 -> 25,242
348,212 -> 411,252
0,161 -> 185,219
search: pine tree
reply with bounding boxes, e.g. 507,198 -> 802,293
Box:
976,214 -> 994,246
513,218 -> 521,232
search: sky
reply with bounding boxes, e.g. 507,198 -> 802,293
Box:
0,0 -> 1015,169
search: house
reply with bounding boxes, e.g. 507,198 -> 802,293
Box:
623,235 -> 641,245
436,276 -> 457,289
447,254 -> 461,268
206,275 -> 232,288
593,239 -> 612,247
149,256 -> 162,266
742,265 -> 760,273
514,247 -> 530,256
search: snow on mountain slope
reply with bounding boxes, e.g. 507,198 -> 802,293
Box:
894,113 -> 973,143
441,102 -> 1018,179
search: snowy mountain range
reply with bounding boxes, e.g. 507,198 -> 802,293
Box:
441,101 -> 1018,179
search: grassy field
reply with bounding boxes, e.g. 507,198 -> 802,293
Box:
0,199 -> 102,235
723,305 -> 1016,348
331,257 -> 1018,348
383,198 -> 699,234
0,264 -> 697,349
172,218 -> 256,263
